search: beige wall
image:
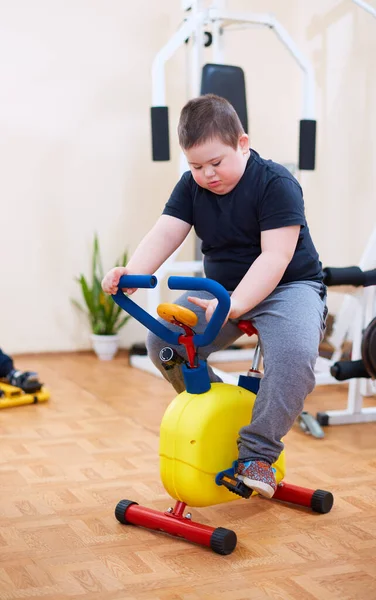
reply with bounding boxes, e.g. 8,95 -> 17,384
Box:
1,0 -> 375,354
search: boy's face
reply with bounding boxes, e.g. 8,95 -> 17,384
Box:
184,135 -> 249,195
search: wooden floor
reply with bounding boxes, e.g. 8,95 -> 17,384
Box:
1,351 -> 376,600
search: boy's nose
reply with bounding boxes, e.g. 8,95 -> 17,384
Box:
204,166 -> 215,178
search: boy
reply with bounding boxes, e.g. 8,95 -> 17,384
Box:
102,94 -> 327,499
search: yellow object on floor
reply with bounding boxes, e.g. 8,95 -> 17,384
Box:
0,382 -> 50,409
159,382 -> 285,507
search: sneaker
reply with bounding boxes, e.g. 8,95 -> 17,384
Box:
236,460 -> 277,499
6,370 -> 42,393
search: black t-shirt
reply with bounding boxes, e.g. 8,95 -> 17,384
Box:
163,149 -> 323,291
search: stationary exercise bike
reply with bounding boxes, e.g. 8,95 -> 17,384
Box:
112,275 -> 334,555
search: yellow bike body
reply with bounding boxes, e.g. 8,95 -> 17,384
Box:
160,382 -> 285,507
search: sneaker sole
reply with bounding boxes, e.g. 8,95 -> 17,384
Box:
237,475 -> 275,499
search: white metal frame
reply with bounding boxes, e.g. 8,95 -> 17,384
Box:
153,2 -> 315,117
352,0 -> 376,18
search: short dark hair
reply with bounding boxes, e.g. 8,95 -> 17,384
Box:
178,94 -> 244,150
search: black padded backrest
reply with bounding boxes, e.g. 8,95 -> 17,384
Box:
200,63 -> 248,133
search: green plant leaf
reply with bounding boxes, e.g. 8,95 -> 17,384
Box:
92,233 -> 104,282
79,275 -> 95,315
92,275 -> 102,309
73,235 -> 131,335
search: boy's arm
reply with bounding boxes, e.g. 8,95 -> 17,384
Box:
188,225 -> 300,322
126,215 -> 192,274
229,225 -> 300,318
102,215 -> 191,294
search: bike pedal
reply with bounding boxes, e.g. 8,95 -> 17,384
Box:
220,475 -> 252,498
215,462 -> 253,499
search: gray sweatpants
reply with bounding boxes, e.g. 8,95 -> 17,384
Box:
146,280 -> 327,465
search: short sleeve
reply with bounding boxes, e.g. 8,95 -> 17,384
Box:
258,177 -> 306,231
162,171 -> 194,225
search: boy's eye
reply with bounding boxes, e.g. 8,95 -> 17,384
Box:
192,160 -> 221,170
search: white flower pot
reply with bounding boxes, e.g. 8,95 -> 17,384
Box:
90,334 -> 120,361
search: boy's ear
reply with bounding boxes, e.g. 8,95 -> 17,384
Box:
238,133 -> 249,153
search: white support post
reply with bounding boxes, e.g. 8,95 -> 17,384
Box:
352,0 -> 376,18
347,295 -> 366,415
211,0 -> 225,63
190,2 -> 205,97
152,16 -> 198,105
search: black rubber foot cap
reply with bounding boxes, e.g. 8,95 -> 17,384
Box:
316,412 -> 329,426
311,489 -> 334,514
210,527 -> 237,555
115,499 -> 138,524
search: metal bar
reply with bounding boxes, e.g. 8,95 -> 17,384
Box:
216,9 -> 315,118
172,501 -> 187,517
251,343 -> 262,371
124,504 -> 215,547
211,0 -> 225,63
273,482 -> 314,507
352,0 -> 376,18
152,17 -> 197,105
212,9 -> 275,27
347,294 -> 367,414
190,4 -> 205,97
323,407 -> 376,424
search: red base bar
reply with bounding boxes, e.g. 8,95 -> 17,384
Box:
116,482 -> 332,552
273,481 -> 315,507
123,501 -> 216,548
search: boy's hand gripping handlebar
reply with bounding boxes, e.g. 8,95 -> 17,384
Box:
111,275 -> 230,348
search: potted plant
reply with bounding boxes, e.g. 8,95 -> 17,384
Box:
72,234 -> 131,360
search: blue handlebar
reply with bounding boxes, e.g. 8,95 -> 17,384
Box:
119,275 -> 157,289
112,275 -> 230,348
113,275 -> 179,345
168,276 -> 230,347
